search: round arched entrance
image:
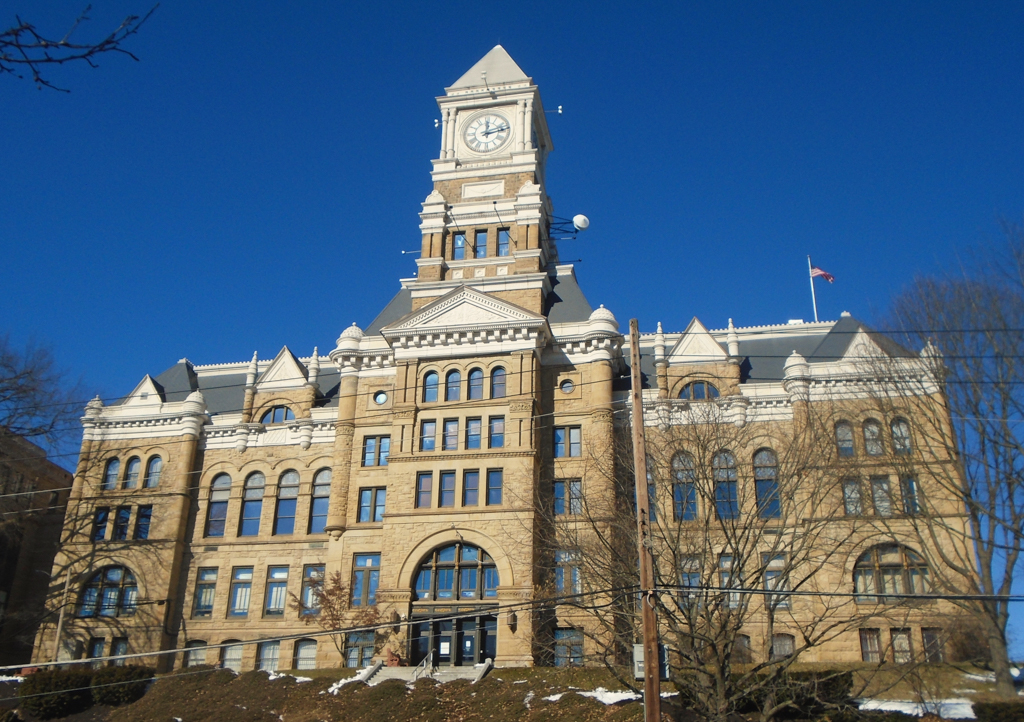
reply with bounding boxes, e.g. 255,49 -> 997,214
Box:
408,541 -> 499,666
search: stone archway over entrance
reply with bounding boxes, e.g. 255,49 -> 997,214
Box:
407,541 -> 500,666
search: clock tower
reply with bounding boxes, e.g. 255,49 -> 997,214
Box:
413,46 -> 557,316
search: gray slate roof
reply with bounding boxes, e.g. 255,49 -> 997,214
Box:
545,272 -> 593,323
366,287 -> 412,336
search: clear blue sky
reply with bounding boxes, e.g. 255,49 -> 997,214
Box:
4,1 -> 1024,651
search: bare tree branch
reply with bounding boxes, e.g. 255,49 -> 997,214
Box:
1,4 -> 157,92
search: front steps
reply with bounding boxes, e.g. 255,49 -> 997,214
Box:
364,660 -> 492,686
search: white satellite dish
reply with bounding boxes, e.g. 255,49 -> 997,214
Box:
572,214 -> 590,231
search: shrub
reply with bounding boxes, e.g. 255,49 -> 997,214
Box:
734,669 -> 854,718
973,701 -> 1024,722
17,668 -> 94,719
90,665 -> 155,706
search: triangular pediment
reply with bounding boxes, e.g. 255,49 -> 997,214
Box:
383,286 -> 545,334
668,317 -> 728,363
450,45 -> 530,89
122,375 -> 164,407
841,329 -> 888,362
255,346 -> 308,392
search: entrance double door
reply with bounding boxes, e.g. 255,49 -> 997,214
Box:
410,612 -> 497,666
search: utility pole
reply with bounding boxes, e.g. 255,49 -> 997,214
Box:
629,318 -> 661,722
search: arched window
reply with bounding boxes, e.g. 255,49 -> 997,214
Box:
294,639 -> 318,670
770,634 -> 795,660
124,457 -> 141,489
891,418 -> 912,455
491,367 -> 506,398
78,566 -> 137,618
713,451 -> 738,520
835,422 -> 854,458
423,371 -> 439,403
735,634 -> 753,664
863,420 -> 883,456
754,449 -> 780,519
101,459 -> 120,491
672,453 -> 697,521
680,381 -> 720,401
184,640 -> 207,668
445,370 -> 461,401
413,543 -> 498,601
468,368 -> 484,400
239,472 -> 265,537
274,470 -> 300,535
309,468 -> 332,534
854,545 -> 930,604
143,456 -> 162,488
260,406 -> 294,424
206,474 -> 232,537
221,640 -> 243,673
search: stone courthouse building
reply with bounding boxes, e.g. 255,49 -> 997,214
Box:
31,47 -> 969,673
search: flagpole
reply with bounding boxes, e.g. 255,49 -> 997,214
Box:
807,255 -> 819,322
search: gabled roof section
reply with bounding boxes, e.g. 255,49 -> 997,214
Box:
668,317 -> 728,363
381,286 -> 549,361
808,316 -> 915,362
121,375 -> 164,408
450,45 -> 530,89
254,346 -> 308,393
383,285 -> 545,334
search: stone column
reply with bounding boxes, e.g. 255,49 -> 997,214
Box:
516,100 -> 526,152
325,372 -> 358,535
440,108 -> 449,158
524,99 -> 534,151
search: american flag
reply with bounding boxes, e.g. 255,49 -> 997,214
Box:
810,266 -> 835,283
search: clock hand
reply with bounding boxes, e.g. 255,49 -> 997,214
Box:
482,125 -> 510,136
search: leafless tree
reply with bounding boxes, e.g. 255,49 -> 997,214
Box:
289,570 -> 380,662
535,400 -> 910,722
0,335 -> 81,450
870,220 -> 1024,698
1,5 -> 156,92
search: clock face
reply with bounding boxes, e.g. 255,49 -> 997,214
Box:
463,113 -> 512,153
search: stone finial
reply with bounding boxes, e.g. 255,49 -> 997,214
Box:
85,395 -> 104,416
654,322 -> 666,364
307,347 -> 321,388
727,318 -> 740,358
245,351 -> 259,388
782,350 -> 811,401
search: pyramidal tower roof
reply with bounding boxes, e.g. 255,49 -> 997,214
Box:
449,45 -> 530,89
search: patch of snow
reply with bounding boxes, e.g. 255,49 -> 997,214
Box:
524,691 -> 534,709
579,687 -> 641,705
951,688 -> 978,694
173,718 -> 182,722
543,693 -> 564,702
859,698 -> 975,719
963,672 -> 995,683
327,677 -> 361,695
264,671 -> 312,683
513,680 -> 527,684
0,676 -> 23,683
